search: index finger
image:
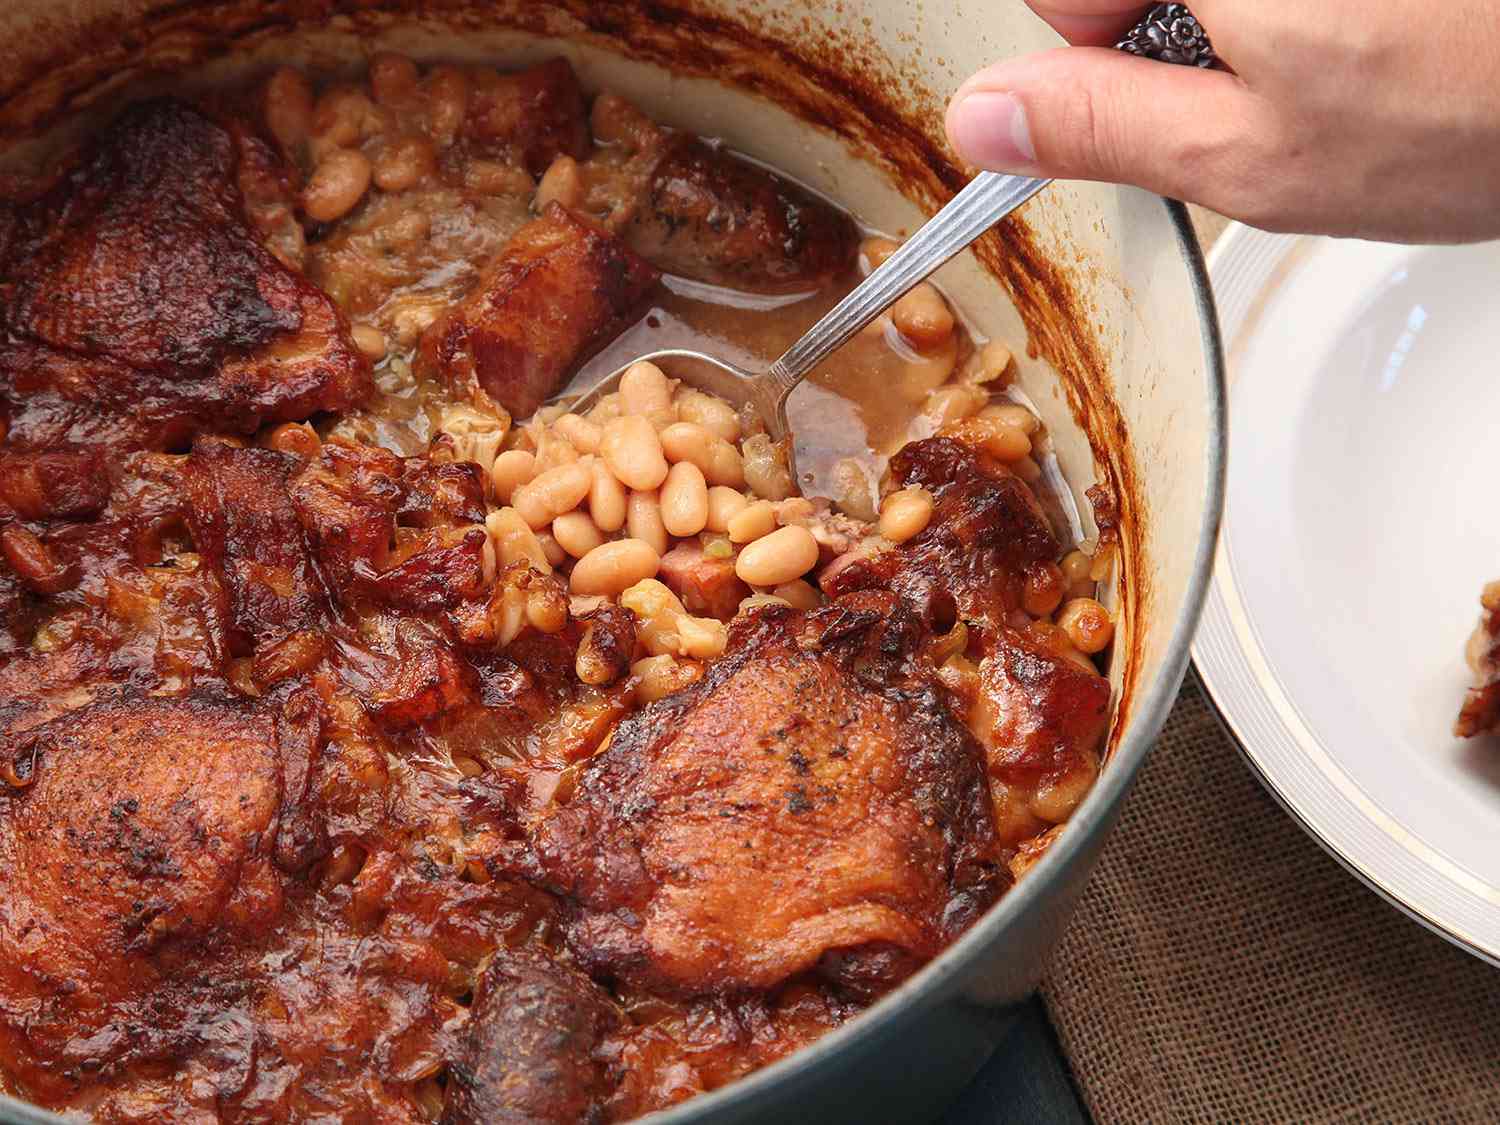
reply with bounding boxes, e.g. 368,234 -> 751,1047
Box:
1024,2 -> 1155,47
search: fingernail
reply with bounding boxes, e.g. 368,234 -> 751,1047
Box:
950,90 -> 1037,171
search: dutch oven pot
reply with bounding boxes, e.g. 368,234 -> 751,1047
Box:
0,1 -> 1226,1121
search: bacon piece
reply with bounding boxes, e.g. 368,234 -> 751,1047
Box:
0,98 -> 369,452
657,541 -> 750,621
417,203 -> 659,418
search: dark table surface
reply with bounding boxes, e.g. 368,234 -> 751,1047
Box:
939,997 -> 1090,1125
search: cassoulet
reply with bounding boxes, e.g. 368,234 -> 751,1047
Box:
0,54 -> 1114,1122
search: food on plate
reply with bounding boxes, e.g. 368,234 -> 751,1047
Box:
0,53 -> 1116,1120
1455,580 -> 1500,737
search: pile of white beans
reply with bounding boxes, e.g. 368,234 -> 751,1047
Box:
427,246 -> 1113,694
466,360 -> 828,665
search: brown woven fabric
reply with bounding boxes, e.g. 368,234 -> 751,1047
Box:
1041,675 -> 1500,1124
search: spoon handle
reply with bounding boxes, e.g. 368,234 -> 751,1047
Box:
763,4 -> 1217,403
764,170 -> 1048,397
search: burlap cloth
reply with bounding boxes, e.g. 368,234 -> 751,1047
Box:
1037,213 -> 1499,1122
1039,673 -> 1500,1122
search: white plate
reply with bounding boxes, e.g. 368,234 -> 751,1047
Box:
1194,225 -> 1500,964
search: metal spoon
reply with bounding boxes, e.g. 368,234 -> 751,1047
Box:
563,3 -> 1214,482
565,171 -> 1048,484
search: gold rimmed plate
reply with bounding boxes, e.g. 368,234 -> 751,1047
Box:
1194,225 -> 1500,963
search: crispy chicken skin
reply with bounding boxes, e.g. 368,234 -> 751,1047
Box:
823,436 -> 1059,625
824,436 -> 1110,839
624,134 -> 857,293
0,693 -> 284,1103
443,946 -> 622,1125
418,203 -> 660,418
657,542 -> 749,621
0,98 -> 369,452
531,592 -> 1002,999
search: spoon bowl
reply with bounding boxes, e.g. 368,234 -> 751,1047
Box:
557,170 -> 1055,483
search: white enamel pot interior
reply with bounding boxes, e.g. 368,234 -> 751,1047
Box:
0,1 -> 1225,1121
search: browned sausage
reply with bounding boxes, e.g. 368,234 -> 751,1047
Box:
442,946 -> 620,1124
418,203 -> 660,418
626,134 -> 857,292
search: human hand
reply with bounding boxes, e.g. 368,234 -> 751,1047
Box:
945,1 -> 1500,243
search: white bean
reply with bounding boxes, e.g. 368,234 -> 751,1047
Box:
878,487 -> 935,543
588,458 -> 628,532
659,422 -> 744,487
304,148 -> 372,223
512,461 -> 592,529
972,340 -> 1015,386
734,525 -> 819,586
554,413 -> 602,454
660,461 -> 709,537
861,237 -> 899,269
620,578 -> 687,655
922,384 -> 986,428
627,490 -> 669,556
891,282 -> 955,349
677,615 -> 727,659
727,499 -> 777,544
552,511 -> 605,558
491,449 -> 537,503
676,388 -> 741,443
486,508 -> 550,573
620,361 -> 674,416
980,402 -> 1040,435
601,415 -> 669,491
570,539 -> 661,596
706,486 -> 749,534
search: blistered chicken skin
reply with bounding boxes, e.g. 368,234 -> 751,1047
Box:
531,593 -> 1002,999
0,694 -> 284,1104
0,99 -> 369,453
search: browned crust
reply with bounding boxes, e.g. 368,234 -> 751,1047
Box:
0,0 -> 1146,749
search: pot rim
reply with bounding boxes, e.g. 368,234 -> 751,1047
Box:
0,198 -> 1228,1125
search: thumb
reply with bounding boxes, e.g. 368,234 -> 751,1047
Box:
946,47 -> 1270,209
